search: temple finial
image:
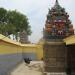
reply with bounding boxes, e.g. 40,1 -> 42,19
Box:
56,0 -> 58,3
54,0 -> 61,8
55,0 -> 59,6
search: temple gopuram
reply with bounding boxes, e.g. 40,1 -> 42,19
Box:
43,0 -> 74,74
43,0 -> 74,40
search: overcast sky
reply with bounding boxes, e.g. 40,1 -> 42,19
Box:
0,0 -> 75,43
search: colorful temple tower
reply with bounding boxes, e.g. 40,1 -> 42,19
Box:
43,0 -> 74,74
44,0 -> 74,40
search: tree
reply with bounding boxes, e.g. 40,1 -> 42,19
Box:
0,8 -> 7,23
0,8 -> 31,40
0,8 -> 8,36
7,10 -> 31,34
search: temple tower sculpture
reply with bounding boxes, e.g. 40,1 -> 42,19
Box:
44,0 -> 74,40
19,30 -> 29,44
43,0 -> 74,74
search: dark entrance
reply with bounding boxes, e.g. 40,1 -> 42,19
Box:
67,45 -> 75,75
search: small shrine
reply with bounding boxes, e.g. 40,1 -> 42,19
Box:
43,0 -> 74,40
19,30 -> 29,44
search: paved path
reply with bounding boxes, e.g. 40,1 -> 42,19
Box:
10,61 -> 43,75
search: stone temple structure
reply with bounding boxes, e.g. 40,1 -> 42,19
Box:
43,0 -> 74,74
19,30 -> 29,44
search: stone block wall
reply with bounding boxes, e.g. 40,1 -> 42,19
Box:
43,41 -> 67,72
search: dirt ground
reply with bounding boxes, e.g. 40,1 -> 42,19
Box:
10,61 -> 44,75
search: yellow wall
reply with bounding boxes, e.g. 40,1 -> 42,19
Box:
22,45 -> 43,60
0,41 -> 18,54
36,45 -> 43,60
0,40 -> 43,60
17,46 -> 22,54
23,46 -> 36,53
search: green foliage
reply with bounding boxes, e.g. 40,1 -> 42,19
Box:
0,8 -> 7,23
0,8 -> 31,38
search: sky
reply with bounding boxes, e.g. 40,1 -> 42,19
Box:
0,0 -> 75,43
